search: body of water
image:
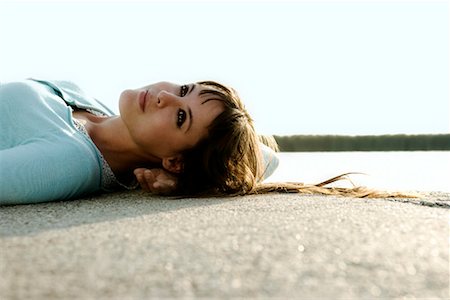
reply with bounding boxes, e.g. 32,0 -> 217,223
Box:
266,151 -> 450,193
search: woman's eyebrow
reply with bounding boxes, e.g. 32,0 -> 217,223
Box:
186,107 -> 193,133
185,84 -> 196,133
188,84 -> 195,95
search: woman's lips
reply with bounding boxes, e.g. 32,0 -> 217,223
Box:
139,90 -> 148,112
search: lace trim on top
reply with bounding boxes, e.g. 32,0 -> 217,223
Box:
72,113 -> 138,191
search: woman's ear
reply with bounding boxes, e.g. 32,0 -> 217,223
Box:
162,155 -> 184,174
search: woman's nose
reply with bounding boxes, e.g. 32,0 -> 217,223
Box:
157,90 -> 179,108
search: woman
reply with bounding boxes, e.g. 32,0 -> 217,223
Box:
0,79 -> 406,205
0,78 -> 279,205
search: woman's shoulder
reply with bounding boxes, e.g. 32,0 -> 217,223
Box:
0,80 -> 42,99
0,80 -> 58,117
29,79 -> 115,116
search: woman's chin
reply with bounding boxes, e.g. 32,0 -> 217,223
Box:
118,89 -> 136,115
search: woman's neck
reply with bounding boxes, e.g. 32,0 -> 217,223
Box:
73,111 -> 160,177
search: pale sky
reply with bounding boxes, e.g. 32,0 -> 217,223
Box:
1,0 -> 448,136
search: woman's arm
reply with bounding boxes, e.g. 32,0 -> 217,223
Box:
0,142 -> 100,205
133,142 -> 280,195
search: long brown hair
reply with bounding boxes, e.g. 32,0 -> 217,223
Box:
174,81 -> 416,199
176,81 -> 262,196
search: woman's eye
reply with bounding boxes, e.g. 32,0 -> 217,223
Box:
177,109 -> 186,128
180,85 -> 189,97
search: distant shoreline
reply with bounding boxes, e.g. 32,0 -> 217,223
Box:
273,134 -> 450,152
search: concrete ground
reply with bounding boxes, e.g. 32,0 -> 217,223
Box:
0,191 -> 448,299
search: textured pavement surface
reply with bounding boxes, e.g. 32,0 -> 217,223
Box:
1,191 -> 449,299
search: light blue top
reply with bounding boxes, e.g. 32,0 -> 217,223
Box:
0,79 -> 115,205
0,79 -> 279,205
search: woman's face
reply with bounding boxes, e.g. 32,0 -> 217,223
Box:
119,81 -> 224,160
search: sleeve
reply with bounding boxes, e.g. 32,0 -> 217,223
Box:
259,143 -> 280,180
0,140 -> 101,205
